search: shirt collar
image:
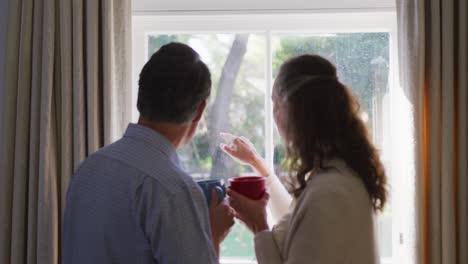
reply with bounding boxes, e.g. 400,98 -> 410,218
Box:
123,123 -> 180,166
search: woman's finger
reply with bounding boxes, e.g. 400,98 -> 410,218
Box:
239,136 -> 254,148
220,143 -> 230,152
227,188 -> 248,201
260,192 -> 270,205
233,138 -> 243,146
234,214 -> 246,224
228,207 -> 235,216
261,192 -> 270,201
221,143 -> 238,157
227,189 -> 255,209
228,197 -> 237,207
228,195 -> 245,211
220,132 -> 237,143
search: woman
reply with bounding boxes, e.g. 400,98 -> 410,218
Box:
221,54 -> 387,264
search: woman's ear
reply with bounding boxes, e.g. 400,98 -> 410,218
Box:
192,99 -> 207,123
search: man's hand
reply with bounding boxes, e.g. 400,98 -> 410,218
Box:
209,190 -> 235,257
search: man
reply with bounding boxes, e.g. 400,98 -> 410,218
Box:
62,42 -> 234,264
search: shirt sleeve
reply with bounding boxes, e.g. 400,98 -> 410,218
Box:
254,230 -> 283,264
266,174 -> 293,222
134,176 -> 218,264
255,185 -> 351,264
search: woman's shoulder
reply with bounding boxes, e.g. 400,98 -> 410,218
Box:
297,159 -> 372,211
310,159 -> 366,191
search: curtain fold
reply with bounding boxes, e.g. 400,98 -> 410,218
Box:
457,1 -> 468,263
397,0 -> 468,263
0,0 -> 132,263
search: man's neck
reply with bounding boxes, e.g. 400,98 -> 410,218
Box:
137,117 -> 189,149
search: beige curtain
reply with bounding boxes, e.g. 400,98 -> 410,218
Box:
397,0 -> 468,264
0,0 -> 132,263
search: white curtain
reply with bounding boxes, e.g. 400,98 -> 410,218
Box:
0,0 -> 132,263
397,0 -> 468,263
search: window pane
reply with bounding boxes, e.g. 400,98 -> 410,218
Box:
147,33 -> 266,260
146,32 -> 393,262
271,33 -> 392,259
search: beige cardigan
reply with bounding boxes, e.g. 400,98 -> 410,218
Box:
255,159 -> 378,264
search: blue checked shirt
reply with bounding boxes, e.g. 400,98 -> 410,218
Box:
62,124 -> 218,264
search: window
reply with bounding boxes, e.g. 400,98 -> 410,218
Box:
132,12 -> 402,264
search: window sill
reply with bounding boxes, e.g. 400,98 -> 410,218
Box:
221,257 -> 393,264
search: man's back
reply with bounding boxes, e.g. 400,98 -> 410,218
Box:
62,124 -> 218,264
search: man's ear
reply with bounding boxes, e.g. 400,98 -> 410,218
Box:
192,100 -> 207,123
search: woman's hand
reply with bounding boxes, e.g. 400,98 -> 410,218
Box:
209,190 -> 235,257
220,133 -> 270,177
227,189 -> 270,235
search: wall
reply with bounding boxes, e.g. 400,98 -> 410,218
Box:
133,0 -> 395,13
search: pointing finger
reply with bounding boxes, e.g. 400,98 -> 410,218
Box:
220,132 -> 237,143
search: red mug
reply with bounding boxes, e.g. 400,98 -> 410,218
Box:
229,176 -> 266,200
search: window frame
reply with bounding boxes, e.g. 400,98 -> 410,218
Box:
132,12 -> 401,264
132,0 -> 395,14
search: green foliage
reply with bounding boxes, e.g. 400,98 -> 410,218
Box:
147,35 -> 189,55
272,33 -> 390,112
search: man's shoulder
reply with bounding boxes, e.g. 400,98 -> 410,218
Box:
143,162 -> 197,197
74,140 -> 131,172
91,137 -> 196,195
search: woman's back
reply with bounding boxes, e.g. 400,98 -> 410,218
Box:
255,159 -> 378,264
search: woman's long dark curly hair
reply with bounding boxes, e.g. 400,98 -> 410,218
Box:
275,54 -> 387,211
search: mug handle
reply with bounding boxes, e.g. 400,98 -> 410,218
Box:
213,186 -> 225,204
